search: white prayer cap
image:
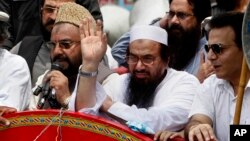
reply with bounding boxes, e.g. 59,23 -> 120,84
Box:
130,25 -> 168,46
0,11 -> 9,22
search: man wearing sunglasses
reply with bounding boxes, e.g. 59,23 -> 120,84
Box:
185,12 -> 249,141
111,0 -> 213,83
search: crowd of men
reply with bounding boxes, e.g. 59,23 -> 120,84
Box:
0,0 -> 250,141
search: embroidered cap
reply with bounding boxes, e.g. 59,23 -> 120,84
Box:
0,11 -> 9,22
130,25 -> 168,46
55,2 -> 95,27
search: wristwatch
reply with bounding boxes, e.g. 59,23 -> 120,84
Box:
79,66 -> 98,77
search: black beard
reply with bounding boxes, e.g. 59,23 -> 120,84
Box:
51,56 -> 79,93
167,24 -> 201,70
125,71 -> 166,109
40,22 -> 51,42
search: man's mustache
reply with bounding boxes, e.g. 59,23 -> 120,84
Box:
168,24 -> 184,32
52,55 -> 70,67
133,70 -> 149,75
44,19 -> 55,27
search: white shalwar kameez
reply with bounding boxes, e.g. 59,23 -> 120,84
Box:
0,49 -> 32,111
69,68 -> 200,132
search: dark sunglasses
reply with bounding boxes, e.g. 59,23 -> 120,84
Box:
204,43 -> 226,54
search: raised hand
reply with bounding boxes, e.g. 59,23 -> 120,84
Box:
79,18 -> 107,71
159,14 -> 169,29
196,52 -> 215,83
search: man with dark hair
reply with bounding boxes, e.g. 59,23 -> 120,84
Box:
9,0 -> 73,87
0,0 -> 102,50
210,0 -> 249,15
185,12 -> 247,141
69,21 -> 200,133
111,0 -> 212,82
166,0 -> 210,71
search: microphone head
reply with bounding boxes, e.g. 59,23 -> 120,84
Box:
51,61 -> 63,71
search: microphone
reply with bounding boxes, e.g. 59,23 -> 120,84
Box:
37,61 -> 63,109
42,62 -> 63,98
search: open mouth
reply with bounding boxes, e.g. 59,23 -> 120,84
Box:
213,65 -> 221,71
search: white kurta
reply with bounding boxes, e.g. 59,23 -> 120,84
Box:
69,68 -> 200,132
189,75 -> 250,141
0,49 -> 32,111
103,68 -> 199,132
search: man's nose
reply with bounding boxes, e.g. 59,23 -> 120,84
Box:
52,43 -> 63,56
207,48 -> 217,60
49,11 -> 57,21
135,60 -> 146,70
169,15 -> 180,25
